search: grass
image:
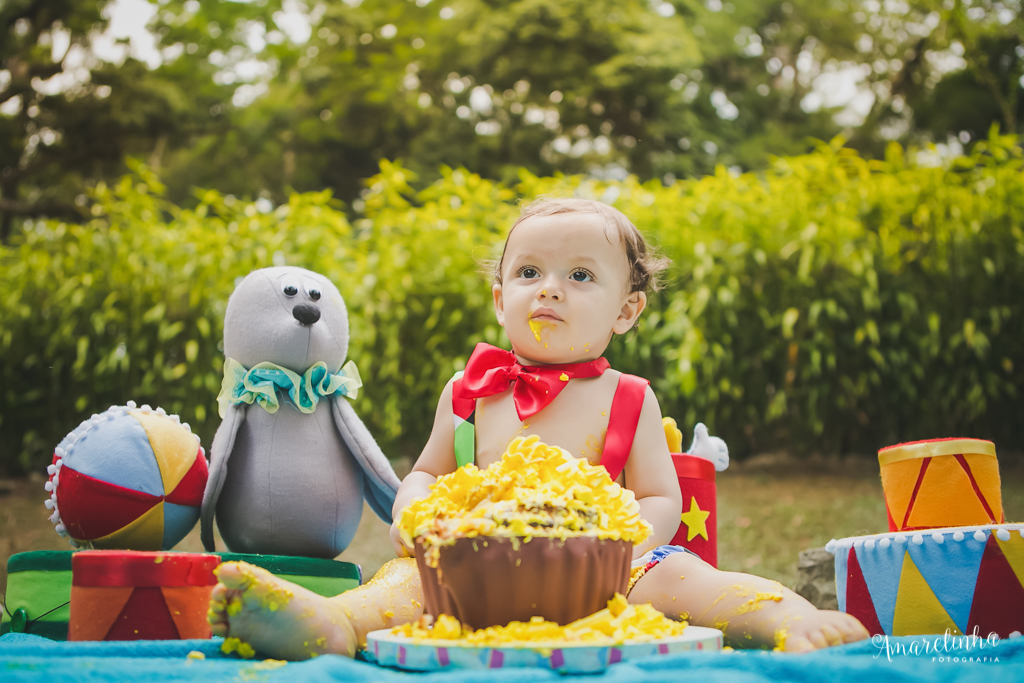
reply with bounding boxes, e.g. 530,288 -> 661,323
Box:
3,456 -> 1023,605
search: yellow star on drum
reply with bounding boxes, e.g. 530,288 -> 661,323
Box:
679,496 -> 710,542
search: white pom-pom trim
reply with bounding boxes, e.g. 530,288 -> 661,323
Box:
44,481 -> 53,492
996,529 -> 1011,541
879,538 -> 891,549
953,531 -> 965,542
974,530 -> 987,543
44,499 -> 55,510
864,539 -> 876,550
931,532 -> 944,544
127,400 -> 137,409
825,539 -> 836,553
912,534 -> 924,545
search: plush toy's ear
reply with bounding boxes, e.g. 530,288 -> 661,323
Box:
330,398 -> 401,523
200,404 -> 246,551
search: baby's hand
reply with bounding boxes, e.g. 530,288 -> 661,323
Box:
389,521 -> 414,558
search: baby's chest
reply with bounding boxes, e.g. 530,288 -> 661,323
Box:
473,378 -> 617,469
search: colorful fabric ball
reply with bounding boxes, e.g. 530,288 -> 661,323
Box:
45,403 -> 208,550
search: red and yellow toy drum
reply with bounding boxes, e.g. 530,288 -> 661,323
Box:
879,438 -> 1004,532
669,454 -> 717,567
69,551 -> 220,641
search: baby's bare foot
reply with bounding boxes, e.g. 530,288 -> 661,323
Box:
208,561 -> 357,661
776,609 -> 869,653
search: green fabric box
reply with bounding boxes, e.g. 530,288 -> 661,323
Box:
2,551 -> 74,640
217,553 -> 361,597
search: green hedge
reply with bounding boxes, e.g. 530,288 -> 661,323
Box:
3,135 -> 1023,475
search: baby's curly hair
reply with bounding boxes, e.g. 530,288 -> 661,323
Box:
489,197 -> 671,294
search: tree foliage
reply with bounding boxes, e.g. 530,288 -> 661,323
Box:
3,0 -> 1022,237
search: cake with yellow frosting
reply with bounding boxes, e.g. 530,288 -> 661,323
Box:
399,436 -> 651,629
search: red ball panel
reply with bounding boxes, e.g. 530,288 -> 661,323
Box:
57,466 -> 161,541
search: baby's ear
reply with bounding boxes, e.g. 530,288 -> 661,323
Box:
613,291 -> 646,334
492,283 -> 506,327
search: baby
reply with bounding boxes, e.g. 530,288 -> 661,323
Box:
209,198 -> 869,659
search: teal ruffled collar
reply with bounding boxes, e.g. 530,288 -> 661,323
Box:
217,357 -> 362,417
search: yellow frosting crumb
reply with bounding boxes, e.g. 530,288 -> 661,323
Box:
252,660 -> 287,671
392,594 -> 686,645
221,637 -> 256,659
773,627 -> 789,651
398,436 -> 651,566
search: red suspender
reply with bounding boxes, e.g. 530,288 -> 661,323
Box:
451,374 -> 476,421
600,373 -> 649,482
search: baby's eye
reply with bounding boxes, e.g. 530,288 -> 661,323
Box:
518,266 -> 540,279
570,269 -> 593,282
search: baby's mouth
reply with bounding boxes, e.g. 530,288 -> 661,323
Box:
530,308 -> 563,322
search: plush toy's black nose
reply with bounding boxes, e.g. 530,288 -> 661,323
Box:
293,304 -> 321,326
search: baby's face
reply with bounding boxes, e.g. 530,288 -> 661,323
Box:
493,212 -> 645,365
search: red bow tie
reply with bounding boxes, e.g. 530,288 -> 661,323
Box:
460,343 -> 610,420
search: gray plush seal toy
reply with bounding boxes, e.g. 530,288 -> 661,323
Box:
200,266 -> 401,558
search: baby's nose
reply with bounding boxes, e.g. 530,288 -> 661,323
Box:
540,288 -> 560,300
539,277 -> 562,300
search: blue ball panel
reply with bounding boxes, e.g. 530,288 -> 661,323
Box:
162,502 -> 201,550
61,414 -> 165,497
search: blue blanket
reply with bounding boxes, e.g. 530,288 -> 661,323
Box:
3,633 -> 1022,682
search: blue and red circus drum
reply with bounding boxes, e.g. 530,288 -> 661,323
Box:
45,403 -> 208,551
669,454 -> 717,567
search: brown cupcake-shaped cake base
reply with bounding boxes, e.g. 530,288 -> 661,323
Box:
415,536 -> 630,629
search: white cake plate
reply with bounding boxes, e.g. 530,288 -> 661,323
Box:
364,625 -> 724,673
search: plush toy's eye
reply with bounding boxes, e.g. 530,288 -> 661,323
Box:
283,285 -> 298,296
308,288 -> 321,301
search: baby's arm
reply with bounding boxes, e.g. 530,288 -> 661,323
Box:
389,378 -> 459,556
622,385 -> 683,559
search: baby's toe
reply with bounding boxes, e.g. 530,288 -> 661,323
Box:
782,633 -> 815,653
838,614 -> 869,643
821,624 -> 844,647
210,618 -> 229,637
210,584 -> 228,608
807,628 -> 830,650
214,562 -> 250,589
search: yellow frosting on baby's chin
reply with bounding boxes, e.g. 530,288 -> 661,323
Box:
398,436 -> 651,566
392,593 -> 687,645
528,318 -> 557,342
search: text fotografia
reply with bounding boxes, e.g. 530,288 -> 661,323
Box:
872,629 -> 1001,663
